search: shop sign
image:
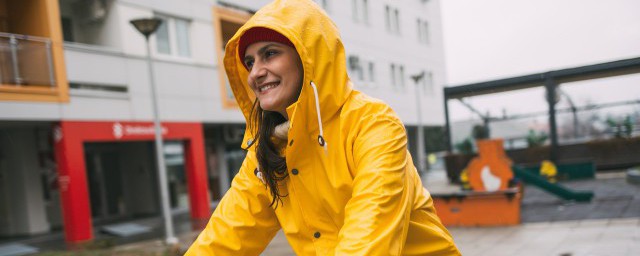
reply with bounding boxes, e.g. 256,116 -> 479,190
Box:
112,122 -> 168,139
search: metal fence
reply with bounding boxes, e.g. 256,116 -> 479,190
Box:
0,32 -> 56,87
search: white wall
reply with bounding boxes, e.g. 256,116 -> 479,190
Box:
0,0 -> 446,127
338,0 -> 447,126
0,128 -> 50,236
218,0 -> 271,11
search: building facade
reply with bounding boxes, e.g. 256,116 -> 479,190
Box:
0,0 -> 446,244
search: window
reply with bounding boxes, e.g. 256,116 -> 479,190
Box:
352,0 -> 369,24
352,0 -> 359,22
69,82 -> 128,99
385,6 -> 391,31
398,65 -> 405,88
417,19 -> 430,44
362,0 -> 369,24
390,63 -> 396,87
394,9 -> 400,34
385,5 -> 400,35
390,62 -> 405,90
416,19 -> 421,43
349,56 -> 376,87
314,0 -> 329,12
61,17 -> 74,42
155,14 -> 191,58
348,55 -> 364,82
424,71 -> 434,94
357,65 -> 364,81
213,7 -> 251,109
368,61 -> 375,83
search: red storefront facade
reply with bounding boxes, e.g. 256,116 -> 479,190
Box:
53,121 -> 210,243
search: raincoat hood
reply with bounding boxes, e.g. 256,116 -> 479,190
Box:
224,0 -> 352,148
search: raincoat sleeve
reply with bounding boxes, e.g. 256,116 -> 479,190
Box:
185,152 -> 280,255
335,113 -> 413,255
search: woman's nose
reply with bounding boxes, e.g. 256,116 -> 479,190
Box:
249,62 -> 267,83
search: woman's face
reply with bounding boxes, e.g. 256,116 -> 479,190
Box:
244,41 -> 303,118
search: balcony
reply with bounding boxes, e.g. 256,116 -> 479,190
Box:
0,32 -> 56,89
0,0 -> 68,102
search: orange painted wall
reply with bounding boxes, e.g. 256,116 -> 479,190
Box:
0,0 -> 68,102
433,190 -> 521,227
467,139 -> 514,191
7,0 -> 49,37
0,0 -> 8,31
212,7 -> 251,109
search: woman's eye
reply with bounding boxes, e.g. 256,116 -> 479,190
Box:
265,50 -> 278,58
244,59 -> 254,68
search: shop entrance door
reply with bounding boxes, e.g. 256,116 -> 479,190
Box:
164,141 -> 190,212
85,142 -> 161,224
85,146 -> 125,223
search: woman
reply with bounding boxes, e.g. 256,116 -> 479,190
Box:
186,0 -> 460,255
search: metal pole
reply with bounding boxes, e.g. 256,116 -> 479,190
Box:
415,80 -> 426,175
558,88 -> 579,138
545,78 -> 559,162
45,40 -> 56,87
9,35 -> 22,85
144,35 -> 178,245
444,94 -> 452,153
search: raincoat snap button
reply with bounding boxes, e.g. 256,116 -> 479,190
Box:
317,135 -> 325,146
313,232 -> 321,238
291,169 -> 299,175
253,168 -> 265,184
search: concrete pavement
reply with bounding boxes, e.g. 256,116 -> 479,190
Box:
258,217 -> 640,256
16,169 -> 639,255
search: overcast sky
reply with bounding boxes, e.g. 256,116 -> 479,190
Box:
440,0 -> 640,121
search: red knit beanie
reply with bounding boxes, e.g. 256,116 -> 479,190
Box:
238,27 -> 295,68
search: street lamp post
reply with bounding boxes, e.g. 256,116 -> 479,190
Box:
411,71 -> 427,175
130,18 -> 178,245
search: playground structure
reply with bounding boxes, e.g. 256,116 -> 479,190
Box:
433,138 -> 594,227
433,57 -> 640,227
512,166 -> 593,202
433,138 -> 521,226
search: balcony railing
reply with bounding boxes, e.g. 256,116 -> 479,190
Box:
0,32 -> 56,87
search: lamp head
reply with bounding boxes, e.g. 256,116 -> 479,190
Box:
130,18 -> 163,37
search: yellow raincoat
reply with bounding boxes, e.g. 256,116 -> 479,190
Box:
187,0 -> 460,255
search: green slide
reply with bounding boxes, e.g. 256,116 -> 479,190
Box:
512,166 -> 594,202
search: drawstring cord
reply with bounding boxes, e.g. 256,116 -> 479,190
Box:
310,81 -> 327,153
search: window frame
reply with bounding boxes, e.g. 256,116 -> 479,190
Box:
153,14 -> 192,59
367,60 -> 376,85
385,5 -> 401,35
398,64 -> 405,90
314,0 -> 330,12
212,7 -> 252,109
394,8 -> 401,35
352,0 -> 369,24
424,71 -> 434,95
362,0 -> 369,25
422,20 -> 430,44
385,5 -> 391,32
417,18 -> 430,44
390,63 -> 396,87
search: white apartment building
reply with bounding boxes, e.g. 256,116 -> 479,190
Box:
0,0 -> 446,245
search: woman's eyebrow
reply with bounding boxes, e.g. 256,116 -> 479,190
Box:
243,43 -> 279,63
257,43 -> 278,55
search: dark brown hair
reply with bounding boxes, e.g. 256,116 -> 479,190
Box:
248,100 -> 288,208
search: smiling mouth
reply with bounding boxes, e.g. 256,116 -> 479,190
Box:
258,82 -> 279,93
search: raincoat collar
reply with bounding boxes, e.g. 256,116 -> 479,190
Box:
223,0 -> 352,150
